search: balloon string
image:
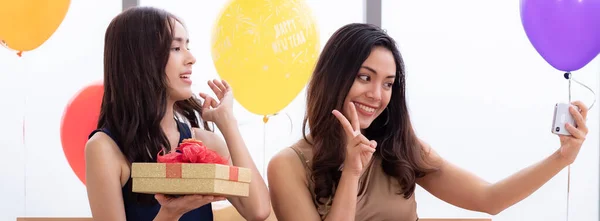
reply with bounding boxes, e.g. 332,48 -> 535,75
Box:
261,112 -> 294,176
568,72 -> 571,103
568,72 -> 571,221
263,121 -> 267,176
263,112 -> 294,136
564,72 -> 597,109
23,56 -> 28,217
563,71 -> 596,221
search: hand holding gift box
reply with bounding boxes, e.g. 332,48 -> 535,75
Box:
131,138 -> 251,197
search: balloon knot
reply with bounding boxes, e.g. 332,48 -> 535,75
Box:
17,51 -> 22,57
263,115 -> 269,123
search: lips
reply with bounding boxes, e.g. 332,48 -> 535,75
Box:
180,71 -> 192,84
353,102 -> 378,114
180,71 -> 191,79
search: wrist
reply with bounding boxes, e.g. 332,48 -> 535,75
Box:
553,148 -> 572,168
215,113 -> 238,130
154,207 -> 181,221
340,168 -> 362,180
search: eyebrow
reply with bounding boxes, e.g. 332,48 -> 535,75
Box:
173,37 -> 189,43
361,66 -> 395,78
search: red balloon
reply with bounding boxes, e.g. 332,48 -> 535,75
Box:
60,82 -> 103,185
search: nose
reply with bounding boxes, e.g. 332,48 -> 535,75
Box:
185,49 -> 196,65
366,84 -> 382,101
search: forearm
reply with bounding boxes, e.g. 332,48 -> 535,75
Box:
216,115 -> 271,218
153,208 -> 181,221
485,150 -> 568,214
324,171 -> 360,221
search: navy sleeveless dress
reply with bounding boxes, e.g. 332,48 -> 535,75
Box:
89,120 -> 213,221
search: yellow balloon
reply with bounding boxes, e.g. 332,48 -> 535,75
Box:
0,0 -> 71,54
211,0 -> 320,116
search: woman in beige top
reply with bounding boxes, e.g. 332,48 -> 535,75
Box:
267,23 -> 589,221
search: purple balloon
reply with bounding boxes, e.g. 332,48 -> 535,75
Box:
520,0 -> 600,72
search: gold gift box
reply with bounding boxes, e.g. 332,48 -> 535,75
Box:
131,163 -> 251,197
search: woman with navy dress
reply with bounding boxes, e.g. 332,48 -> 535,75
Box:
85,6 -> 271,221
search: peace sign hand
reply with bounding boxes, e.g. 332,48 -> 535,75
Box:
332,101 -> 377,177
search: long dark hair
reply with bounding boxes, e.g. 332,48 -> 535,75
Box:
98,6 -> 209,204
302,23 -> 438,206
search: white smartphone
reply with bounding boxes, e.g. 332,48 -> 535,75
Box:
551,103 -> 578,135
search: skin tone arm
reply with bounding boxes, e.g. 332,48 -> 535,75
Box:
268,101 -> 376,221
85,133 -> 128,221
86,131 -> 225,221
197,79 -> 271,221
417,101 -> 589,215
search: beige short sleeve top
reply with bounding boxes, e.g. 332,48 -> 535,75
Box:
290,143 -> 420,221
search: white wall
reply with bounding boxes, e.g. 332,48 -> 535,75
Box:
383,1 -> 600,220
0,0 -> 598,220
0,0 -> 122,220
0,29 -> 27,221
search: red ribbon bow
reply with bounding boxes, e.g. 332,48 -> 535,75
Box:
157,138 -> 229,165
